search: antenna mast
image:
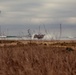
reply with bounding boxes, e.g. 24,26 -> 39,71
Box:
0,11 -> 1,36
0,25 -> 1,36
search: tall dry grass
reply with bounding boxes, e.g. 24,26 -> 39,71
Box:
0,41 -> 76,75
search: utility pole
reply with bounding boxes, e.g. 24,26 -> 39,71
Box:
0,25 -> 1,36
39,25 -> 40,34
0,11 -> 1,36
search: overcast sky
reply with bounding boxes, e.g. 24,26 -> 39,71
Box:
0,0 -> 76,37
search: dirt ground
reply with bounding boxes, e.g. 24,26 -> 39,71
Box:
0,40 -> 76,75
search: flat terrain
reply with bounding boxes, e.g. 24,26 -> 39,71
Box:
0,40 -> 76,75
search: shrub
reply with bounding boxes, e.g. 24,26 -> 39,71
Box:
66,47 -> 74,51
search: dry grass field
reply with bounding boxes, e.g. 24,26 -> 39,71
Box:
0,40 -> 76,75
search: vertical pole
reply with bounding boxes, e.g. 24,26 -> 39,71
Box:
0,11 -> 1,35
0,25 -> 1,36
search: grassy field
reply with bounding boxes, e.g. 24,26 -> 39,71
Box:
0,40 -> 76,75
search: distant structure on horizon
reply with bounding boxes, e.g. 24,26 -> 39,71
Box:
33,25 -> 45,39
34,34 -> 45,39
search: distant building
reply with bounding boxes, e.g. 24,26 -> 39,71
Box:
34,34 -> 45,39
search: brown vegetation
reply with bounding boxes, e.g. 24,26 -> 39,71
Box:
0,40 -> 76,75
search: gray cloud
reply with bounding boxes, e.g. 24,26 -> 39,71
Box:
0,0 -> 76,37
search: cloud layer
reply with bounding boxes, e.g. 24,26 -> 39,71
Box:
0,0 -> 76,36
